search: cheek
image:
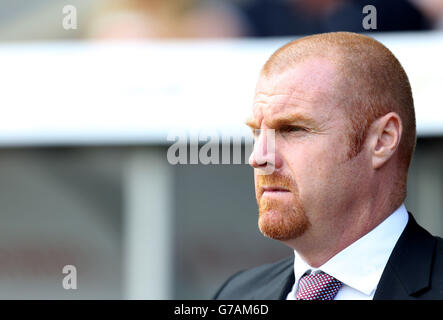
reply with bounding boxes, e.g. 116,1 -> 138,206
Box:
282,148 -> 316,192
282,140 -> 346,194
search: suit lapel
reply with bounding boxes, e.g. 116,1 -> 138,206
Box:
276,266 -> 295,299
374,213 -> 436,300
251,256 -> 295,300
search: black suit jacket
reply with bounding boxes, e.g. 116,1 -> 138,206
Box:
214,213 -> 443,300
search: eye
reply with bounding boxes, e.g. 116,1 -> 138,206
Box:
251,128 -> 261,138
279,125 -> 305,134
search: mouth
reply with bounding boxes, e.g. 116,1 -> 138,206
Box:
261,186 -> 291,193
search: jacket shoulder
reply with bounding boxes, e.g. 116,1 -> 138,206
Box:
213,256 -> 294,300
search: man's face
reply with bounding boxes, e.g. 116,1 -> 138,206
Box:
248,58 -> 368,242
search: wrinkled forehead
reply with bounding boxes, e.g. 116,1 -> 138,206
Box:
251,58 -> 342,127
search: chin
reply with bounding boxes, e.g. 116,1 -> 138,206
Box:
258,208 -> 310,241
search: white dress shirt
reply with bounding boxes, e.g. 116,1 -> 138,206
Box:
286,204 -> 409,300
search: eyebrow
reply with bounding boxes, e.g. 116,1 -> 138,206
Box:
245,113 -> 316,129
245,116 -> 260,129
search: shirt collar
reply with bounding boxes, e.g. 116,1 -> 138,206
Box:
293,204 -> 409,296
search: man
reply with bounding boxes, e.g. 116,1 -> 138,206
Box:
214,32 -> 443,300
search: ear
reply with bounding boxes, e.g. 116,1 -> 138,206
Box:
368,112 -> 402,170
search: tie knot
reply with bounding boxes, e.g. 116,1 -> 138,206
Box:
295,272 -> 343,300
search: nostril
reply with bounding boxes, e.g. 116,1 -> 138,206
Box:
256,158 -> 267,166
250,154 -> 268,168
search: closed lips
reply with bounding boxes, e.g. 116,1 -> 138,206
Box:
262,187 -> 290,192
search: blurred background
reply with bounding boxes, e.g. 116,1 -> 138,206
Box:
0,0 -> 442,299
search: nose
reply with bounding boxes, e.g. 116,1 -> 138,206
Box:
249,129 -> 281,174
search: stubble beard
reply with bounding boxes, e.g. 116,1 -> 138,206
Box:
257,174 -> 311,241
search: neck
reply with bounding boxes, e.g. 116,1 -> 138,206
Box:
282,190 -> 398,268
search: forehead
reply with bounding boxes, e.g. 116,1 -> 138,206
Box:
251,58 -> 341,126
